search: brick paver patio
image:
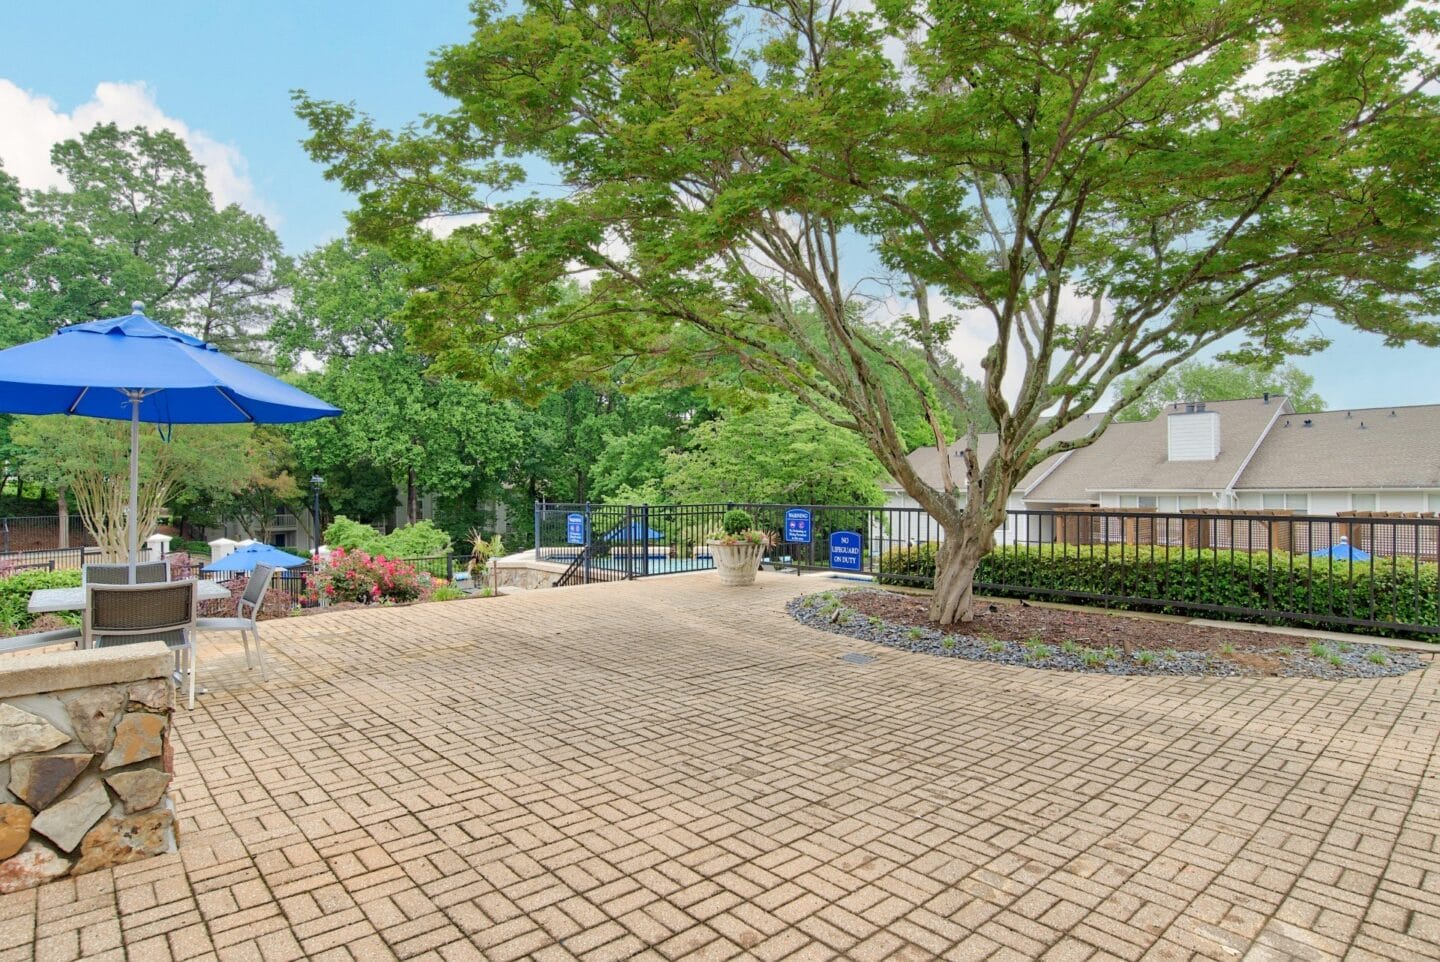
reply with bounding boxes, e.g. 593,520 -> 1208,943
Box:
2,573 -> 1437,961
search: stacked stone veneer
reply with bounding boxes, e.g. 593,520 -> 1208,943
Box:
494,560 -> 562,590
0,643 -> 177,892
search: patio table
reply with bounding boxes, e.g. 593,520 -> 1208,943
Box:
28,580 -> 232,615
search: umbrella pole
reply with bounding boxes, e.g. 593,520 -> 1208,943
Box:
128,392 -> 140,581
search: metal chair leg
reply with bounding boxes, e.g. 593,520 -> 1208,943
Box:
251,623 -> 268,680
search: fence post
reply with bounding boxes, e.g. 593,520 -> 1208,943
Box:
533,501 -> 541,561
640,504 -> 650,579
445,554 -> 453,581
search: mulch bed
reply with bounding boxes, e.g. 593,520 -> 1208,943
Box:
790,588 -> 1427,680
845,590 -> 1291,653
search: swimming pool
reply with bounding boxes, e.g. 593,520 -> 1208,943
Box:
545,554 -> 716,574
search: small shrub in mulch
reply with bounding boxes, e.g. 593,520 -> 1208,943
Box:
790,589 -> 1426,680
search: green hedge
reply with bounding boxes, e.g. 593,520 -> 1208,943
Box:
0,569 -> 81,634
324,516 -> 453,558
878,542 -> 1439,636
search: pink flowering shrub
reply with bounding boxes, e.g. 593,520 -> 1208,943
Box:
306,548 -> 433,605
167,551 -> 196,581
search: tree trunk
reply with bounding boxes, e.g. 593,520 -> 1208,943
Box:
407,468 -> 419,524
57,486 -> 69,549
927,523 -> 996,625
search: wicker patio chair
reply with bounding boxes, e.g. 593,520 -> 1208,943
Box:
83,561 -> 169,585
196,563 -> 274,679
85,580 -> 198,709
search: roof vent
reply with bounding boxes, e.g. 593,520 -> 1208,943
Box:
1263,392 -> 1270,403
1346,411 -> 1352,419
1390,410 -> 1397,417
1195,402 -> 1207,412
1359,421 -> 1366,430
1284,419 -> 1290,427
1184,402 -> 1197,414
1303,418 -> 1313,427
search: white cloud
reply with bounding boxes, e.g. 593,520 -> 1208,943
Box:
0,79 -> 276,223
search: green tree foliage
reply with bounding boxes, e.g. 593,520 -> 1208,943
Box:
184,428 -> 303,543
273,238 -> 408,364
0,165 -> 142,347
504,382 -> 718,506
662,398 -> 885,506
323,516 -> 453,557
298,0 -> 1440,622
30,124 -> 287,363
280,239 -> 523,530
1113,361 -> 1325,422
288,352 -> 522,528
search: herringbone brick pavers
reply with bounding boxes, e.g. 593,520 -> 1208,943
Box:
1,573 -> 1436,961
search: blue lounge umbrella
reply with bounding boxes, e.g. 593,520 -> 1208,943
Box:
0,303 -> 340,576
204,542 -> 311,574
602,521 -> 667,542
1312,537 -> 1371,561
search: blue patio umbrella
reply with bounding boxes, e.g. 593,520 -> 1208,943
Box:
602,521 -> 668,542
203,542 -> 312,574
0,303 -> 340,576
1312,538 -> 1371,561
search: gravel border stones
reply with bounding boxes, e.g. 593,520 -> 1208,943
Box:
790,590 -> 1427,680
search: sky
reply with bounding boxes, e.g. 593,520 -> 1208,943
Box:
2,0 -> 1438,412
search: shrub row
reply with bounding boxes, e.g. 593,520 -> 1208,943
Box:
324,516 -> 453,558
0,569 -> 81,634
878,542 -> 1439,636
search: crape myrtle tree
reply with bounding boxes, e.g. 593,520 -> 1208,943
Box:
297,0 -> 1440,623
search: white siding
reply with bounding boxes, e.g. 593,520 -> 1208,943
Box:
1377,491 -> 1425,512
1167,411 -> 1221,461
884,492 -> 922,512
1308,492 -> 1349,516
1097,491 -> 1223,510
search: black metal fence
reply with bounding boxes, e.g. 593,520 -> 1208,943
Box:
0,516 -> 92,553
535,502 -> 942,583
0,546 -> 103,572
535,502 -> 1440,636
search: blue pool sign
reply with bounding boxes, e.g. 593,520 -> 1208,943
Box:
565,512 -> 586,545
784,508 -> 812,544
829,531 -> 863,571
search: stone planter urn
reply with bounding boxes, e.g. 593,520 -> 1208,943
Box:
708,540 -> 764,586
